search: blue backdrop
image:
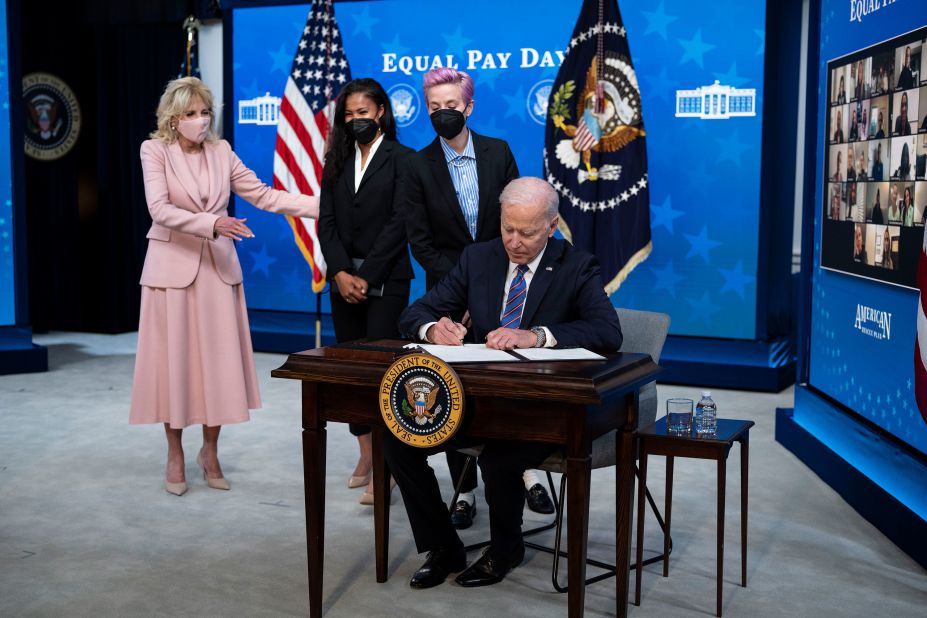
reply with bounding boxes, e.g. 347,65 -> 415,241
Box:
230,0 -> 766,339
809,0 -> 927,455
0,0 -> 15,327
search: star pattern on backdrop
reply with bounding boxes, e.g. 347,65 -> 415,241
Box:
718,261 -> 756,298
651,260 -> 685,297
650,195 -> 685,233
443,26 -> 473,58
240,78 -> 262,100
350,4 -> 379,39
269,43 -> 292,75
686,290 -> 721,325
684,225 -> 721,262
678,29 -> 715,68
502,86 -> 527,120
754,29 -> 765,56
381,34 -> 409,56
641,1 -> 678,40
641,65 -> 674,103
249,244 -> 278,277
712,62 -> 749,88
715,130 -> 751,167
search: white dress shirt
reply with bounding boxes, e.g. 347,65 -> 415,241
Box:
420,242 -> 557,347
354,133 -> 384,192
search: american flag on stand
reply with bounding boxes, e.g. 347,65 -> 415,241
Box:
274,0 -> 351,293
915,228 -> 927,427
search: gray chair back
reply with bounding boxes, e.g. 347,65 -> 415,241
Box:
540,307 -> 670,472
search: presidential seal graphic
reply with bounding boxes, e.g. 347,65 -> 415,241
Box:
387,83 -> 420,128
527,79 -> 554,126
379,353 -> 464,448
23,72 -> 81,161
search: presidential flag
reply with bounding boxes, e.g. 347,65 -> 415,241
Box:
915,225 -> 927,426
275,0 -> 351,293
544,0 -> 650,295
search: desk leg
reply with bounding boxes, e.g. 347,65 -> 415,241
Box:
741,437 -> 748,588
567,455 -> 592,618
372,426 -> 390,583
634,449 -> 648,606
717,457 -> 726,618
302,382 -> 326,618
664,455 -> 674,577
615,410 -> 637,618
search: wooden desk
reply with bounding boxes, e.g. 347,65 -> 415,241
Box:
634,417 -> 754,617
272,342 -> 660,617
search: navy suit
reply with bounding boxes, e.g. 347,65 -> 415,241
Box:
400,237 -> 623,350
387,237 -> 622,559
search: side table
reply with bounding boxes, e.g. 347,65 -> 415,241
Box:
634,417 -> 754,617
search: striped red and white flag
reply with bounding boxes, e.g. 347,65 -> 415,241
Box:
274,0 -> 350,293
915,225 -> 927,425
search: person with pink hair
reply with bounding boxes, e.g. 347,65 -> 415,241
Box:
402,67 -> 554,527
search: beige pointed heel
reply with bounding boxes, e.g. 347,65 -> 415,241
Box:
165,481 -> 188,496
197,450 -> 230,491
348,472 -> 372,489
360,477 -> 396,506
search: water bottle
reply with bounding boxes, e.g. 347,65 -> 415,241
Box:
695,391 -> 717,436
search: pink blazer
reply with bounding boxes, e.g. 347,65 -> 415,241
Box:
139,138 -> 319,288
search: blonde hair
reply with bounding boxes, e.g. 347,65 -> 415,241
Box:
150,76 -> 218,144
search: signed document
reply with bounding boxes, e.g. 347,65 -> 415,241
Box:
403,343 -> 605,364
403,343 -> 517,363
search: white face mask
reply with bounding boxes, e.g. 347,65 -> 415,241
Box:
177,117 -> 210,144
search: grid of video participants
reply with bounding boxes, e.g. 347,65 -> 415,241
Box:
823,28 -> 927,289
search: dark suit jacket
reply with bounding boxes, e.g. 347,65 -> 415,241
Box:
399,237 -> 623,351
894,115 -> 911,136
403,131 -> 519,289
318,139 -> 415,290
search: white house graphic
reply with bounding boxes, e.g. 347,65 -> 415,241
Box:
238,93 -> 281,125
675,80 -> 756,119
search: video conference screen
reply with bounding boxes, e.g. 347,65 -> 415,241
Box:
820,26 -> 927,290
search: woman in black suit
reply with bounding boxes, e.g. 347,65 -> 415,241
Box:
318,78 -> 414,505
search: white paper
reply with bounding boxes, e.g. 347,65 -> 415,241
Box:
403,343 -> 518,363
514,347 -> 605,361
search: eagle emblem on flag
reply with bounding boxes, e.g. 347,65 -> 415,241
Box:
549,54 -> 645,185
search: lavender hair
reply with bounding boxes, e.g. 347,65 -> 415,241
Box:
422,68 -> 474,105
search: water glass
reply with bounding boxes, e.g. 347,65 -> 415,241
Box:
666,398 -> 694,436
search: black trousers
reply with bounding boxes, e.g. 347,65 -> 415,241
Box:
331,281 -> 409,436
383,433 -> 556,557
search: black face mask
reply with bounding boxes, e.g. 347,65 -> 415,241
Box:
430,108 -> 467,140
346,118 -> 379,144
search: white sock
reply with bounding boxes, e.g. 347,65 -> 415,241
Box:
523,469 -> 541,490
458,491 -> 475,506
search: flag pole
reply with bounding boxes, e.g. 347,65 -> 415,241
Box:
315,288 -> 323,349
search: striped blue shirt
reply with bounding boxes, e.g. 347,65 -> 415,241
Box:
440,132 -> 479,239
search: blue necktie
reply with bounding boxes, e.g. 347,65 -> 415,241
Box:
500,264 -> 529,329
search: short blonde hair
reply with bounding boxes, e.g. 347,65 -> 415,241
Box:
150,76 -> 218,144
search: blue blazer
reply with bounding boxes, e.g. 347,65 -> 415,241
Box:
399,237 -> 623,351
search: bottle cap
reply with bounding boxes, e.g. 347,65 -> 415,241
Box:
701,390 -> 712,397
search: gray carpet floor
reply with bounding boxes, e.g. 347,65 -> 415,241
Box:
1,332 -> 925,617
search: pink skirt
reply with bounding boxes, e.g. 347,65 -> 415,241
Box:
129,250 -> 261,428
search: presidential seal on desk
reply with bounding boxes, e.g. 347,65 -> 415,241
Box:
379,353 -> 464,447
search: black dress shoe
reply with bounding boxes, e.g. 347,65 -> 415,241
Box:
525,483 -> 555,514
450,499 -> 477,529
454,542 -> 525,587
410,546 -> 467,589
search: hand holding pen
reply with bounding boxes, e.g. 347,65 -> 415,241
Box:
426,316 -> 468,346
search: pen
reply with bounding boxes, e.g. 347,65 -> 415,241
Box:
446,314 -> 465,344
